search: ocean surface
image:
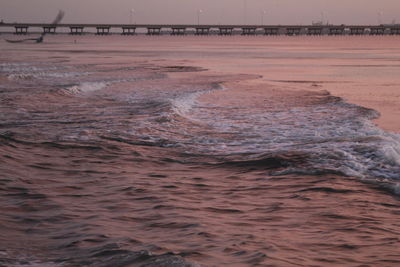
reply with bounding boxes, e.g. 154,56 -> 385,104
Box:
1,35 -> 400,266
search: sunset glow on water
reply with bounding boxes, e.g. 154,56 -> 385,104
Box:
1,35 -> 400,266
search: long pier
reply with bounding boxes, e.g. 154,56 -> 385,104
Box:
1,23 -> 400,36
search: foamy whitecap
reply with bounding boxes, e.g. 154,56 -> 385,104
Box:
0,63 -> 63,73
7,71 -> 90,81
171,91 -> 204,117
7,73 -> 35,80
168,86 -> 400,185
171,85 -> 225,118
66,81 -> 108,94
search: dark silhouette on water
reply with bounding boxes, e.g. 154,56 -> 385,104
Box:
6,35 -> 43,43
5,10 -> 64,43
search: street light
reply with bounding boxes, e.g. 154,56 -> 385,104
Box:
197,9 -> 203,25
130,8 -> 135,24
377,11 -> 383,25
243,0 -> 248,25
261,10 -> 266,25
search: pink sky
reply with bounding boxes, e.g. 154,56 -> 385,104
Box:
1,0 -> 399,25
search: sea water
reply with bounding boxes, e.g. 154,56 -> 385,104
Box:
1,35 -> 400,266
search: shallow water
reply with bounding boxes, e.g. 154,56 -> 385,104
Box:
1,35 -> 400,266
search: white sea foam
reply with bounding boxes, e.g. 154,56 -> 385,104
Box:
7,71 -> 90,81
7,73 -> 35,80
380,134 -> 400,166
1,62 -> 90,82
171,91 -> 204,117
0,63 -> 62,73
171,88 -> 400,183
171,85 -> 225,119
66,81 -> 108,94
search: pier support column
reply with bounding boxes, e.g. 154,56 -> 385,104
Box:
96,27 -> 110,35
15,26 -> 28,35
264,27 -> 279,35
390,27 -> 400,35
350,27 -> 365,35
370,27 -> 386,35
219,27 -> 233,35
70,27 -> 84,35
307,27 -> 323,35
147,28 -> 161,35
329,27 -> 344,35
195,27 -> 210,35
171,28 -> 186,35
122,27 -> 136,35
242,27 -> 257,35
286,27 -> 301,36
43,26 -> 56,34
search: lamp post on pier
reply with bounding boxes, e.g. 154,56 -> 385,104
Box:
197,9 -> 203,25
320,11 -> 325,25
261,10 -> 266,25
377,11 -> 383,25
130,8 -> 135,24
243,0 -> 248,25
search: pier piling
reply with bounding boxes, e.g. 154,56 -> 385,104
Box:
390,27 -> 400,35
242,27 -> 257,35
14,26 -> 28,35
70,26 -> 84,35
219,27 -> 233,35
43,26 -> 57,34
147,27 -> 161,35
286,27 -> 301,36
329,27 -> 344,35
122,27 -> 136,35
195,27 -> 210,35
171,27 -> 186,35
307,27 -> 323,35
264,27 -> 279,35
96,26 -> 110,35
350,27 -> 365,35
370,27 -> 386,35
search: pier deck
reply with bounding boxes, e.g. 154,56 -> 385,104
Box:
1,23 -> 400,36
